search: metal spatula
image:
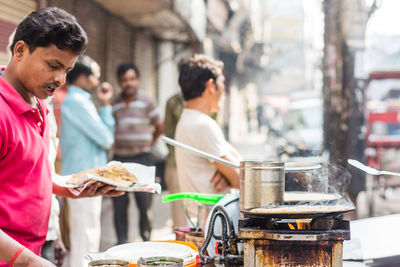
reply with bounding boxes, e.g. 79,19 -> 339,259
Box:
348,159 -> 400,177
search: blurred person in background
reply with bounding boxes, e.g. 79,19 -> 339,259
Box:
55,55 -> 101,250
112,63 -> 162,243
175,54 -> 241,225
43,96 -> 67,267
53,82 -> 71,250
164,92 -> 187,229
61,62 -> 115,267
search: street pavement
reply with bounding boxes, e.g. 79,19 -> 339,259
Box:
100,192 -> 175,251
62,192 -> 174,266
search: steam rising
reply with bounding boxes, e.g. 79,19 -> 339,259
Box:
284,163 -> 355,208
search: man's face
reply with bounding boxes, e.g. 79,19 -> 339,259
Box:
119,69 -> 139,97
212,74 -> 226,112
14,42 -> 77,100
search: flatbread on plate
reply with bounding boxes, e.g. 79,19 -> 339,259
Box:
67,163 -> 138,186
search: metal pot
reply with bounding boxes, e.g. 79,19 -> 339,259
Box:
240,160 -> 285,211
161,137 -> 285,211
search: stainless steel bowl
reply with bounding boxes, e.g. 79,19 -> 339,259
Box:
137,256 -> 184,267
88,259 -> 130,267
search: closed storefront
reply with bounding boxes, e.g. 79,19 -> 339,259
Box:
50,0 -> 133,90
49,0 -> 73,13
51,0 -> 109,80
134,30 -> 157,99
105,16 -> 132,90
1,0 -> 200,105
0,0 -> 36,65
73,0 -> 108,79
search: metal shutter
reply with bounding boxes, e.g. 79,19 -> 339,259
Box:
105,16 -> 132,91
133,30 -> 157,99
0,0 -> 36,24
74,0 -> 108,78
49,0 -> 73,13
0,0 -> 36,65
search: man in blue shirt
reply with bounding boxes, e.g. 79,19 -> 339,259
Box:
60,62 -> 114,267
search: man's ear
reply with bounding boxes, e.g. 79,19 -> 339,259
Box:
73,74 -> 85,88
13,41 -> 28,61
205,78 -> 216,94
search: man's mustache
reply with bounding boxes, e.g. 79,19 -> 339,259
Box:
45,81 -> 61,88
124,86 -> 135,90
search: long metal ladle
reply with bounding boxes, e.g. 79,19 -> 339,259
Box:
348,159 -> 400,177
162,136 -> 240,168
162,136 -> 322,171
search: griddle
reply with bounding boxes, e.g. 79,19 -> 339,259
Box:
241,205 -> 355,219
283,191 -> 342,205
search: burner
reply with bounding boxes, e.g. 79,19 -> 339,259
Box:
238,215 -> 350,267
200,192 -> 352,267
239,214 -> 349,231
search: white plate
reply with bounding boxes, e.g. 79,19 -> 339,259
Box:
104,242 -> 197,265
285,163 -> 322,172
284,191 -> 340,202
52,162 -> 160,193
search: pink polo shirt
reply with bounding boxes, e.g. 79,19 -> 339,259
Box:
0,70 -> 52,264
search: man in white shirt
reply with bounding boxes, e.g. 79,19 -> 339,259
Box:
175,54 -> 240,222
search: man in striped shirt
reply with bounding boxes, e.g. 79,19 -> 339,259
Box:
112,63 -> 162,243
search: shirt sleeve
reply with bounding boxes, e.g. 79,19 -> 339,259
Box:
62,98 -> 114,150
99,105 -> 115,132
198,119 -> 229,159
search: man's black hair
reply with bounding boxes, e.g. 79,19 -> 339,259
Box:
10,7 -> 87,55
66,62 -> 93,84
116,63 -> 140,80
178,54 -> 224,101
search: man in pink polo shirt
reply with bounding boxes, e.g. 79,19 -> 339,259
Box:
0,8 -> 123,267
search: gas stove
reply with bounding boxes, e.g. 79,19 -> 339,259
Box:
200,200 -> 352,267
238,214 -> 350,267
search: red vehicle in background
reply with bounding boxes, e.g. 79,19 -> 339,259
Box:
365,71 -> 400,170
364,71 -> 400,215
